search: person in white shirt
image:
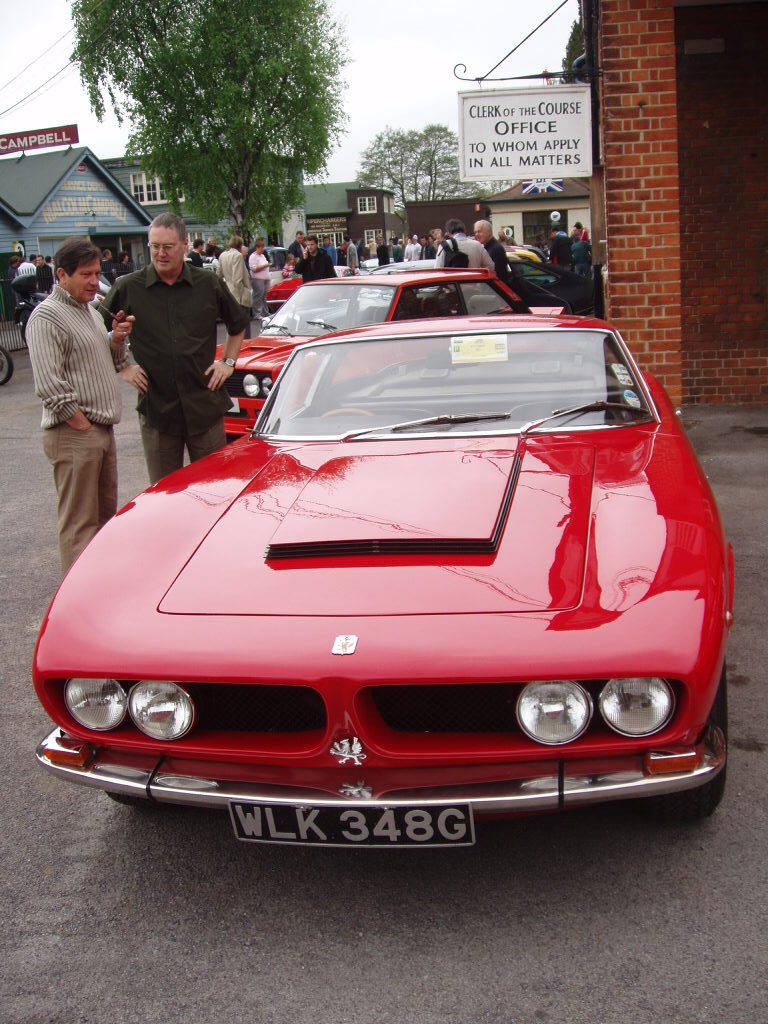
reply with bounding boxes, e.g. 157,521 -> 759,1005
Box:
435,218 -> 494,270
248,238 -> 271,322
404,234 -> 422,261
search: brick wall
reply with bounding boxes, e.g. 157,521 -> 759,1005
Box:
676,3 -> 768,403
598,0 -> 684,405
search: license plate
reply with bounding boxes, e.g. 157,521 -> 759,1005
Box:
229,801 -> 475,847
228,397 -> 240,413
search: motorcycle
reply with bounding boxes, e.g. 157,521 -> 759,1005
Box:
0,344 -> 12,385
12,275 -> 47,343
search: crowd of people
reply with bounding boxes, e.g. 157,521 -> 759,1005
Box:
545,222 -> 592,276
8,253 -> 55,295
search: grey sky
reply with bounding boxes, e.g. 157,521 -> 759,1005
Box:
0,0 -> 580,180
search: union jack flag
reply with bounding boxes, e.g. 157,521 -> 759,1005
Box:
521,179 -> 565,195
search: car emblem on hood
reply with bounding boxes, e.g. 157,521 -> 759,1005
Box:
332,635 -> 358,655
330,737 -> 367,766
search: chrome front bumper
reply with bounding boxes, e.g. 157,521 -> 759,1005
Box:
35,726 -> 726,815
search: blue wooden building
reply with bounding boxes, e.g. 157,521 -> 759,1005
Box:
0,146 -> 151,270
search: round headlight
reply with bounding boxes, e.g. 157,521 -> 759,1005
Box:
517,681 -> 592,745
129,682 -> 195,740
243,374 -> 261,398
599,677 -> 674,736
65,678 -> 127,731
260,376 -> 273,397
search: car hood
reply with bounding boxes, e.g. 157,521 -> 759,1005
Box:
235,333 -> 311,370
159,438 -> 597,616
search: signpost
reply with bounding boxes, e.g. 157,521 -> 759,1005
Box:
0,125 -> 79,156
458,86 -> 592,181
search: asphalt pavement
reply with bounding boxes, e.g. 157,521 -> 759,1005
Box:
1,346 -> 767,1024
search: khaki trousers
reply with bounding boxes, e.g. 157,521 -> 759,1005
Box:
139,416 -> 227,486
42,423 -> 117,574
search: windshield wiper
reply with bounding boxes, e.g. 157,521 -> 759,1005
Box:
519,401 -> 652,437
306,319 -> 337,331
262,323 -> 294,336
341,411 -> 511,441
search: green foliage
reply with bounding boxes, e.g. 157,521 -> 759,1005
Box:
70,0 -> 346,236
561,19 -> 585,82
357,124 -> 511,213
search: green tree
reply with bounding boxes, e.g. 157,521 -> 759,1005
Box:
357,124 -> 511,215
561,18 -> 585,83
71,0 -> 346,237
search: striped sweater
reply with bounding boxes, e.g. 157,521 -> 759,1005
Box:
27,285 -> 128,430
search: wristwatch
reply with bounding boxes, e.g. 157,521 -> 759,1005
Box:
223,357 -> 236,368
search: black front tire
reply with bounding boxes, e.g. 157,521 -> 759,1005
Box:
0,346 -> 13,385
640,667 -> 728,822
19,310 -> 30,344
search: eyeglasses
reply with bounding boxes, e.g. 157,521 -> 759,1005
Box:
149,242 -> 181,254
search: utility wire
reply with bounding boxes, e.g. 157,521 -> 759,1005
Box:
0,0 -> 112,120
0,27 -> 73,96
0,58 -> 79,120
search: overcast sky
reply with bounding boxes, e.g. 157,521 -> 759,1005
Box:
0,0 -> 580,181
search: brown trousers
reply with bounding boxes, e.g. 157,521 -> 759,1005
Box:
139,416 -> 227,486
42,423 -> 117,574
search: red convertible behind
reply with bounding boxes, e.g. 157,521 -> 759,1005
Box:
34,315 -> 733,848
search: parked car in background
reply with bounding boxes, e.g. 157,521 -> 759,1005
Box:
33,314 -> 733,846
504,244 -> 544,263
369,259 -> 436,275
367,257 -> 576,314
507,256 -> 595,315
264,246 -> 289,286
266,265 -> 352,314
223,269 -> 531,436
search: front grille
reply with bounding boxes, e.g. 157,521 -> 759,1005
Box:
225,372 -> 247,399
371,684 -> 519,733
188,683 -> 326,732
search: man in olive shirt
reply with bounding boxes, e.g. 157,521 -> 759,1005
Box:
104,213 -> 248,484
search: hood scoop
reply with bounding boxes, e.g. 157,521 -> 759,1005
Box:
266,535 -> 507,561
265,450 -> 521,562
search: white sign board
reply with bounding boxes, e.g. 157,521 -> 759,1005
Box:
458,85 -> 592,181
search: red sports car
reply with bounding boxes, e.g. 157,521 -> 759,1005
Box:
266,265 -> 352,313
34,315 -> 733,848
222,269 -> 531,437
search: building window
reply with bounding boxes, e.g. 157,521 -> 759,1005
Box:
357,196 -> 377,214
364,229 -> 377,249
130,172 -> 167,206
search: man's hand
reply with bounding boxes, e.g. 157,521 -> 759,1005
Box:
65,410 -> 91,432
205,359 -> 234,391
120,364 -> 148,394
110,311 -> 135,345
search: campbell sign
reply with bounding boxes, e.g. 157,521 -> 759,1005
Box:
458,86 -> 592,181
0,124 -> 79,155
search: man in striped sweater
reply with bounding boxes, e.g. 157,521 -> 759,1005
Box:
27,237 -> 137,573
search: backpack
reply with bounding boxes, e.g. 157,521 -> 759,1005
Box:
442,237 -> 470,269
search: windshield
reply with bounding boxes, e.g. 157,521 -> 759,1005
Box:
257,329 -> 654,439
262,283 -> 396,337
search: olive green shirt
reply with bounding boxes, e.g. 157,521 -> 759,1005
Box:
103,262 -> 249,435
